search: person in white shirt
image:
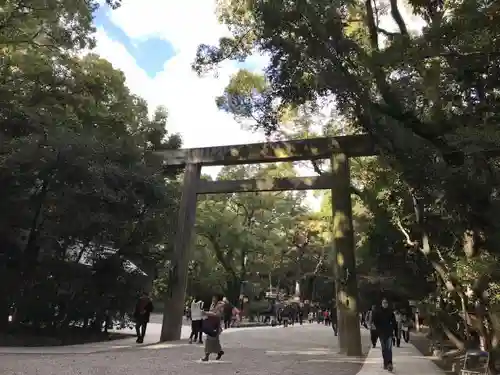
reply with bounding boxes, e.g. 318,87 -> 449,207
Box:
400,313 -> 411,343
189,297 -> 204,344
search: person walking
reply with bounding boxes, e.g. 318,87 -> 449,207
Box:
209,295 -> 217,310
133,291 -> 154,344
324,310 -> 331,326
277,306 -> 283,326
400,312 -> 411,343
393,310 -> 402,347
222,297 -> 233,329
189,297 -> 204,344
331,306 -> 338,336
373,298 -> 397,372
282,304 -> 290,327
201,296 -> 225,362
317,309 -> 323,324
366,305 -> 378,348
232,306 -> 241,327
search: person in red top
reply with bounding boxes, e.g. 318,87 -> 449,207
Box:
324,310 -> 331,326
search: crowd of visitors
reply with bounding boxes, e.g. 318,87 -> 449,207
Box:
132,291 -> 414,369
182,296 -> 341,361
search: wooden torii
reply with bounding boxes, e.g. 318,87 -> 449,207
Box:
154,134 -> 375,356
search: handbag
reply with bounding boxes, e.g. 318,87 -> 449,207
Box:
202,316 -> 219,337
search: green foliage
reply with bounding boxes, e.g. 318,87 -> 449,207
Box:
193,0 -> 500,353
0,0 -> 121,50
0,0 -> 181,336
157,163 -> 336,305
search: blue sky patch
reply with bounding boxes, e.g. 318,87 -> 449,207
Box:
236,60 -> 259,72
93,7 -> 175,78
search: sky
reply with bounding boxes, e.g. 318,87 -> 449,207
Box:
90,0 -> 424,209
91,0 -> 270,179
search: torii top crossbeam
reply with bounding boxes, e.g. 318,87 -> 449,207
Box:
155,134 -> 375,167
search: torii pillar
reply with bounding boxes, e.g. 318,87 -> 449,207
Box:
331,153 -> 362,356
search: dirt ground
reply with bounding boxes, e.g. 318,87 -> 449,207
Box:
411,331 -> 458,374
411,330 -> 496,375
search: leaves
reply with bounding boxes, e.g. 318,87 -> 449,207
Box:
192,0 -> 500,350
0,0 -> 122,50
172,163 -> 338,303
0,0 -> 181,332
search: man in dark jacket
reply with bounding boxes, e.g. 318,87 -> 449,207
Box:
373,298 -> 397,371
222,297 -> 233,329
282,304 -> 291,327
134,291 -> 154,343
331,306 -> 338,336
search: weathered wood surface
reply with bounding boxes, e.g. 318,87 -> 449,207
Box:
330,153 -> 362,357
197,175 -> 333,194
156,134 -> 375,166
160,163 -> 201,342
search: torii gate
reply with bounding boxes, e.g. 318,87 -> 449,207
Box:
155,134 -> 375,356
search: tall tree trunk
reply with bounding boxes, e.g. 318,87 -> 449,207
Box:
0,294 -> 9,332
225,276 -> 241,305
23,176 -> 50,269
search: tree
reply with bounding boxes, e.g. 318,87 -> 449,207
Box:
194,0 -> 500,357
191,163 -> 307,303
0,0 -> 121,49
0,0 -> 182,336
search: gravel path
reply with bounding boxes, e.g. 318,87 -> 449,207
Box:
0,324 -> 371,375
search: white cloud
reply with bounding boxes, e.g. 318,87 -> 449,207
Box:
93,27 -> 153,100
92,0 -> 267,155
108,0 -> 230,52
90,0 -> 423,209
91,0 -> 424,150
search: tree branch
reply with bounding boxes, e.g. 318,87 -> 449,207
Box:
365,0 -> 379,50
202,232 -> 235,276
376,27 -> 398,37
389,0 -> 408,36
394,216 -> 417,246
310,159 -> 324,175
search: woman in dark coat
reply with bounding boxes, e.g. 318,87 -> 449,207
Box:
133,292 -> 154,344
201,297 -> 225,361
